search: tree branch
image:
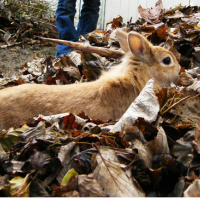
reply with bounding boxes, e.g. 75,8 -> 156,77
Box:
38,36 -> 125,59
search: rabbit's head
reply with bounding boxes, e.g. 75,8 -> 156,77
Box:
116,29 -> 181,89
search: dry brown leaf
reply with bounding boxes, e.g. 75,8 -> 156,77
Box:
178,71 -> 194,87
92,146 -> 145,197
134,118 -> 158,141
187,67 -> 200,78
0,143 -> 8,160
188,79 -> 200,93
81,52 -> 103,81
138,0 -> 164,24
57,142 -> 77,184
132,139 -> 153,168
191,121 -> 200,154
88,30 -> 109,46
147,126 -> 170,155
9,174 -> 31,197
184,179 -> 200,197
193,48 -> 200,63
171,137 -> 193,167
34,113 -> 87,130
164,10 -> 185,19
78,174 -> 105,197
61,190 -> 80,197
166,90 -> 200,129
107,16 -> 123,29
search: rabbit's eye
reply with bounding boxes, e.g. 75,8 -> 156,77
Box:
163,57 -> 171,65
161,55 -> 174,67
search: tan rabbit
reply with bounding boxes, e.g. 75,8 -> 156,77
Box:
0,30 -> 180,130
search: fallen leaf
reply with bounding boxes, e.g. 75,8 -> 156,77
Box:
193,48 -> 200,63
187,67 -> 200,78
0,143 -> 8,160
31,151 -> 51,170
149,26 -> 168,45
191,121 -> 200,154
115,148 -> 138,163
34,113 -> 87,130
11,160 -> 26,173
135,118 -> 158,141
138,0 -> 164,24
177,70 -> 194,87
61,190 -> 80,197
78,174 -> 105,197
81,52 -> 103,81
164,10 -> 185,19
0,174 -> 10,196
171,137 -> 193,167
9,174 -> 31,197
57,142 -> 78,184
29,178 -> 49,197
92,146 -> 145,197
100,136 -> 119,148
172,176 -> 186,197
52,177 -> 78,197
151,155 -> 187,196
72,148 -> 97,174
110,79 -> 159,133
121,125 -> 147,144
61,168 -> 79,185
188,79 -> 200,93
148,126 -> 170,155
166,89 -> 200,129
0,125 -> 31,149
107,16 -> 123,29
88,30 -> 109,46
132,139 -> 153,168
184,179 -> 200,197
19,121 -> 46,142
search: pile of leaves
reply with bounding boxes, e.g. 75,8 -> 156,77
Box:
1,0 -> 200,197
136,0 -> 200,69
0,0 -> 57,48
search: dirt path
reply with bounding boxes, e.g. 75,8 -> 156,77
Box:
0,45 -> 57,78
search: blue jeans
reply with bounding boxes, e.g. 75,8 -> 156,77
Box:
56,0 -> 100,57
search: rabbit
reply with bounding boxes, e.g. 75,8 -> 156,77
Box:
0,29 -> 180,130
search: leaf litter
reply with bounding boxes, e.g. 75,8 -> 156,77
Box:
1,0 -> 200,197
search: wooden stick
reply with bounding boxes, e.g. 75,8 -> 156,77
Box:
161,95 -> 191,115
38,36 -> 125,58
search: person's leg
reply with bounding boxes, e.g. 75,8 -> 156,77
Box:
56,0 -> 79,57
77,0 -> 100,35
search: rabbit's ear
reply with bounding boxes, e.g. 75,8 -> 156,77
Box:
128,32 -> 151,59
116,29 -> 129,53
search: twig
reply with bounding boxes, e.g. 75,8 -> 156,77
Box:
0,29 -> 6,34
168,94 -> 176,108
161,94 -> 199,115
37,36 -> 125,59
161,95 -> 190,115
160,97 -> 180,113
123,157 -> 140,171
